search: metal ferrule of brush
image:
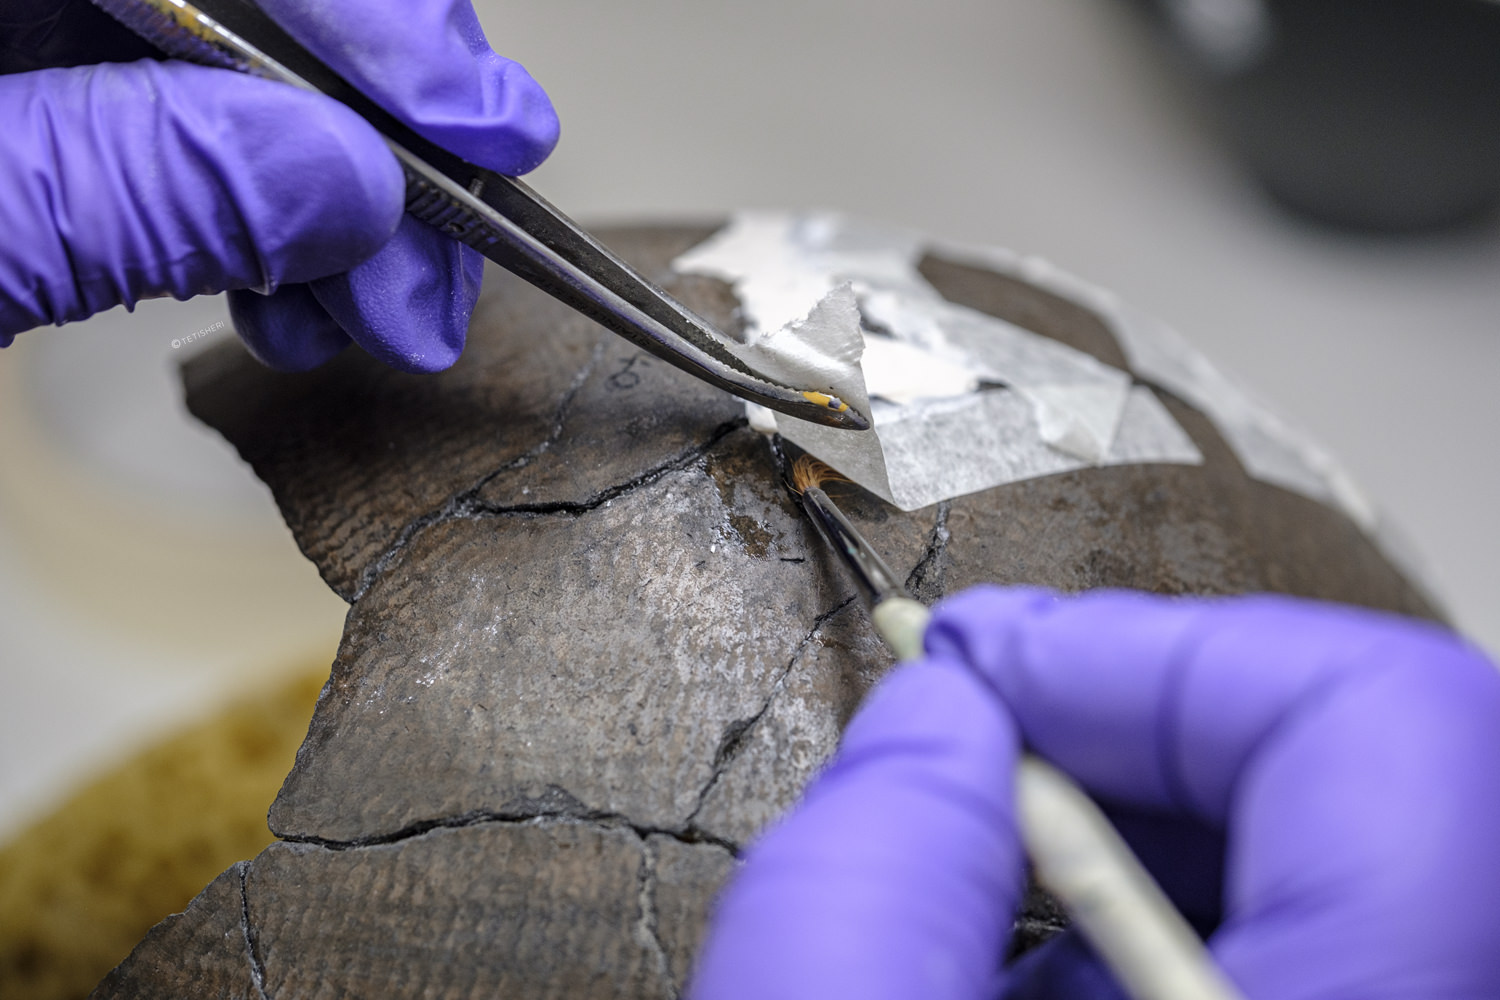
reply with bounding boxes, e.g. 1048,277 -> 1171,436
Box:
798,487 -> 907,604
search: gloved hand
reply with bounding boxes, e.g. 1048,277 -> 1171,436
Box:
0,0 -> 558,372
690,586 -> 1500,999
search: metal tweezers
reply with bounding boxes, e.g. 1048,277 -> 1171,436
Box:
91,0 -> 869,431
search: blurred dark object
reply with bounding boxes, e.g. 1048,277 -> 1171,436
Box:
1125,0 -> 1500,232
0,0 -> 160,75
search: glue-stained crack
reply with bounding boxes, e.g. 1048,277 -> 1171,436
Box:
277,797 -> 739,857
238,862 -> 272,1000
470,344 -> 605,494
349,410 -> 747,602
272,801 -> 739,865
469,418 -> 745,520
635,837 -> 676,1000
347,346 -> 604,601
682,595 -> 857,833
905,500 -> 951,603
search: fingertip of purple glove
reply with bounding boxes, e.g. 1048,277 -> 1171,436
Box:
815,656 -> 1023,824
456,52 -> 560,174
304,218 -> 481,374
923,585 -> 1065,673
228,284 -> 351,372
921,585 -> 1500,825
255,0 -> 561,175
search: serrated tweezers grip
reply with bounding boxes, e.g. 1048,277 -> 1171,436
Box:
88,0 -> 869,429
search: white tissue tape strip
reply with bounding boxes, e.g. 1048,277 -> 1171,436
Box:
779,385 -> 1199,513
722,281 -> 869,415
857,287 -> 1133,462
933,240 -> 1379,525
930,238 -> 1443,608
682,213 -> 1438,609
673,212 -> 1203,512
858,337 -> 979,404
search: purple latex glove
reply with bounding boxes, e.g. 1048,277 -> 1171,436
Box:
0,0 -> 558,372
690,586 -> 1500,1000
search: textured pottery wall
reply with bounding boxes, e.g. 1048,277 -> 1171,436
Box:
93,224 -> 1434,999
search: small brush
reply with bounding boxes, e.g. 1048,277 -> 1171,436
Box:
789,456 -> 931,661
786,453 -> 1245,1000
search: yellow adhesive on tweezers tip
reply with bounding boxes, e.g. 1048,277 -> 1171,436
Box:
155,0 -> 219,42
801,390 -> 849,414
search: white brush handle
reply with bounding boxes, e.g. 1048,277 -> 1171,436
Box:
869,597 -> 1245,1000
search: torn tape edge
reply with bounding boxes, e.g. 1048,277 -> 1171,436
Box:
928,236 -> 1446,612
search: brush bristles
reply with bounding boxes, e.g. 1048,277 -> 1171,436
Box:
790,455 -> 848,495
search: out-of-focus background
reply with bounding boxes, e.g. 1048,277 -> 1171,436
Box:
1,0 -> 1497,985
